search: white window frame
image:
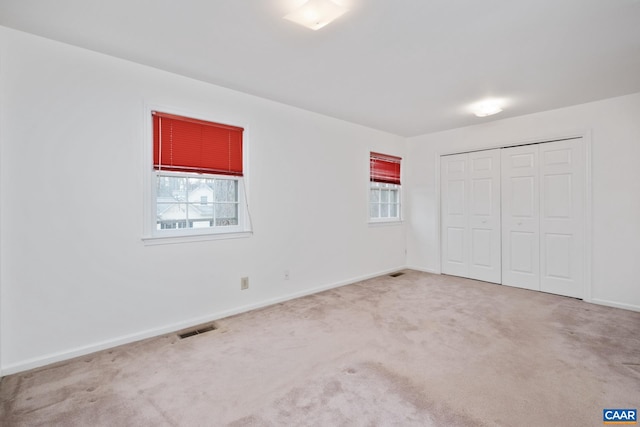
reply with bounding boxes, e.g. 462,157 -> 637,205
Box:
142,105 -> 251,245
369,181 -> 402,224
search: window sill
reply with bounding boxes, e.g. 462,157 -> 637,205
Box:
142,231 -> 252,246
368,219 -> 404,227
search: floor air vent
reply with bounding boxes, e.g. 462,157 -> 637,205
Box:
389,272 -> 405,278
178,323 -> 217,339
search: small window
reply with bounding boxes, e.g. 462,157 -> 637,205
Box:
369,152 -> 401,222
149,111 -> 249,239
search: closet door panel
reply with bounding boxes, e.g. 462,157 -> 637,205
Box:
468,150 -> 501,283
501,145 -> 540,290
539,139 -> 584,298
441,154 -> 469,277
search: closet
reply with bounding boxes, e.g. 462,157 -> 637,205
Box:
441,138 -> 584,299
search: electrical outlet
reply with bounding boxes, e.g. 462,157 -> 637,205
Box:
284,270 -> 290,280
240,277 -> 249,290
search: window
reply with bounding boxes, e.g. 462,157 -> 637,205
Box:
148,111 -> 249,239
369,152 -> 401,222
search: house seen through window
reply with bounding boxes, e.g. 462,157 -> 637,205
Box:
156,176 -> 238,230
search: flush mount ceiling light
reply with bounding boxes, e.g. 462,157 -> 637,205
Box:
471,99 -> 504,117
284,0 -> 349,31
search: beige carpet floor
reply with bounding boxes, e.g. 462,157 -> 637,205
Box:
1,271 -> 639,426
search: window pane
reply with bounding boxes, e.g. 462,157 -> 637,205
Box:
187,200 -> 213,226
390,203 -> 398,217
157,203 -> 187,229
183,177 -> 212,226
215,179 -> 238,202
390,189 -> 398,203
157,176 -> 186,200
196,202 -> 214,218
380,189 -> 389,203
370,203 -> 380,218
215,203 -> 238,226
370,188 -> 380,203
188,177 -> 208,190
379,203 -> 388,218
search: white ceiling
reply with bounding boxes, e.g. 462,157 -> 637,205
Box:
1,0 -> 639,136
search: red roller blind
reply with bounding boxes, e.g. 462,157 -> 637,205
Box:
370,152 -> 401,185
153,111 -> 244,176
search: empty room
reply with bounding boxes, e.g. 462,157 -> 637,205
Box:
0,1 -> 639,426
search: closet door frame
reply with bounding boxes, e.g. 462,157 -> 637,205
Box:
434,132 -> 592,302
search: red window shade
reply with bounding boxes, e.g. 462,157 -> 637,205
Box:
370,152 -> 401,185
153,111 -> 243,176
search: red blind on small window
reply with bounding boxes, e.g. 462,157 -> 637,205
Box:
370,152 -> 401,185
153,111 -> 243,176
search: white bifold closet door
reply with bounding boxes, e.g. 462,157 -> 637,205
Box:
539,140 -> 584,298
501,145 -> 540,290
442,138 -> 584,299
501,139 -> 584,298
441,149 -> 501,284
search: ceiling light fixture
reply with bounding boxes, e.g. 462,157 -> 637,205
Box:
284,0 -> 349,31
471,99 -> 504,117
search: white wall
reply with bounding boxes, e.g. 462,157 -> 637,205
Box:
405,92 -> 640,312
0,27 -> 406,373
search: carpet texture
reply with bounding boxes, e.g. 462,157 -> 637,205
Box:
1,271 -> 639,426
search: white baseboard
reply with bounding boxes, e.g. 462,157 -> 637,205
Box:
1,266 -> 404,376
404,265 -> 440,274
590,298 -> 640,313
